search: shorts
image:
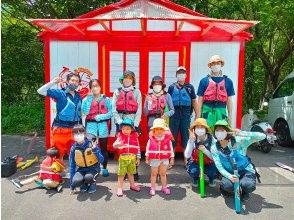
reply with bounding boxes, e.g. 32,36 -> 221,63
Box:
50,127 -> 74,157
117,154 -> 137,176
150,159 -> 169,168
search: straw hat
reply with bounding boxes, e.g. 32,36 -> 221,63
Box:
150,118 -> 169,130
190,118 -> 211,133
208,55 -> 224,67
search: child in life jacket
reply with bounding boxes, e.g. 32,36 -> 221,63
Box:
145,118 -> 174,196
113,118 -> 141,197
211,120 -> 266,201
82,79 -> 112,177
143,75 -> 174,130
184,118 -> 218,188
11,147 -> 64,192
69,125 -> 104,194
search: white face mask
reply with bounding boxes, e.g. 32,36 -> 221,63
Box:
153,85 -> 162,94
177,74 -> 186,81
195,128 -> 206,137
215,131 -> 227,141
74,134 -> 85,143
211,64 -> 222,73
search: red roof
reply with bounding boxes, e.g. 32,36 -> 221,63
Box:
28,0 -> 258,38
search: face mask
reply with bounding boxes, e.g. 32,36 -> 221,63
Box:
74,134 -> 85,143
215,131 -> 227,141
67,83 -> 78,91
153,85 -> 162,94
177,74 -> 186,81
123,79 -> 133,88
92,87 -> 101,94
211,64 -> 221,73
195,128 -> 206,137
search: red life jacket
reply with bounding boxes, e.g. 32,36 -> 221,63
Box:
203,76 -> 228,103
86,96 -> 108,121
116,88 -> 138,114
147,93 -> 167,117
147,132 -> 173,160
39,156 -> 63,182
191,134 -> 214,165
115,131 -> 140,156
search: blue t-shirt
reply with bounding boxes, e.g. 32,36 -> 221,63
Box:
197,75 -> 235,107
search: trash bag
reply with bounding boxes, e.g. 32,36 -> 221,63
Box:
1,156 -> 17,177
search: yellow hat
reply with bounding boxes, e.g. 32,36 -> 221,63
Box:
208,55 -> 224,67
190,118 -> 211,133
150,118 -> 169,130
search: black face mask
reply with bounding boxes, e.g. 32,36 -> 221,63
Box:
67,83 -> 78,91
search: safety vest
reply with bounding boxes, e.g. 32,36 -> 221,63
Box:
39,156 -> 64,182
115,132 -> 140,156
116,88 -> 139,114
191,134 -> 214,165
216,138 -> 250,174
203,76 -> 228,103
147,132 -> 173,160
56,92 -> 82,123
147,93 -> 167,117
171,84 -> 191,107
74,143 -> 99,168
86,96 -> 108,121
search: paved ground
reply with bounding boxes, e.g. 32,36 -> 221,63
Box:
1,134 -> 294,220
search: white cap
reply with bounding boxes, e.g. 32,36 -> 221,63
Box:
176,66 -> 186,73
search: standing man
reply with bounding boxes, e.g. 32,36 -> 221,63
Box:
37,72 -> 82,159
168,66 -> 197,164
196,55 -> 235,128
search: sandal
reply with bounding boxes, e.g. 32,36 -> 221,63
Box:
130,185 -> 141,192
116,188 -> 123,197
149,187 -> 156,196
161,187 -> 171,195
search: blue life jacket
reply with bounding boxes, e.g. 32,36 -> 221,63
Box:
55,93 -> 82,124
171,83 -> 191,107
216,138 -> 250,174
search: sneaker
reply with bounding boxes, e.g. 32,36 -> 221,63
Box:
130,185 -> 141,192
102,168 -> 109,177
80,184 -> 89,193
241,192 -> 250,202
161,187 -> 171,195
11,179 -> 23,189
134,173 -> 139,181
191,179 -> 198,188
88,184 -> 96,194
116,188 -> 123,197
56,184 -> 63,193
149,187 -> 156,196
208,179 -> 216,187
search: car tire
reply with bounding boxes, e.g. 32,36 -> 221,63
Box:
274,120 -> 292,147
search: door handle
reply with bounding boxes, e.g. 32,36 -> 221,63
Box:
287,101 -> 292,104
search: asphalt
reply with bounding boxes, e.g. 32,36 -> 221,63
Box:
1,134 -> 294,220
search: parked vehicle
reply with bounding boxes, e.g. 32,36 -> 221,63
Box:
266,71 -> 294,147
242,109 -> 276,153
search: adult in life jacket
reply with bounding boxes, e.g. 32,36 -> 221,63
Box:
11,147 -> 65,192
210,120 -> 267,201
112,70 -> 142,181
112,118 -> 141,197
184,118 -> 218,188
69,125 -> 104,194
82,79 -> 112,177
37,72 -> 82,159
196,55 -> 235,128
145,118 -> 175,196
143,75 -> 174,130
167,66 -> 197,165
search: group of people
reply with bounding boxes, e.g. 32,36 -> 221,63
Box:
11,55 -> 268,203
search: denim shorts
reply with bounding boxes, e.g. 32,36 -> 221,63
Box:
150,159 -> 169,168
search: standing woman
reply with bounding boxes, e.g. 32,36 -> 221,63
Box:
112,70 -> 142,180
37,72 -> 82,159
143,76 -> 174,130
82,79 -> 112,177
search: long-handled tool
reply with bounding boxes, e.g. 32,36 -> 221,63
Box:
199,151 -> 205,198
276,162 -> 294,173
232,158 -> 241,214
